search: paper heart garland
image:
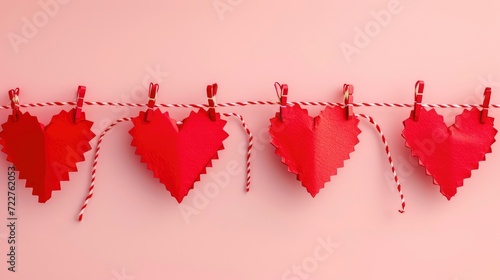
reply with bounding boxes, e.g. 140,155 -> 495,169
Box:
269,105 -> 361,196
402,107 -> 497,199
0,109 -> 95,202
129,108 -> 229,202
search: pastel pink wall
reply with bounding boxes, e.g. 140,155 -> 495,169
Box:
1,0 -> 500,279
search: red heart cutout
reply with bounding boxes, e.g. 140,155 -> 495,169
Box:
402,107 -> 497,199
269,105 -> 361,196
129,109 -> 228,202
0,109 -> 95,202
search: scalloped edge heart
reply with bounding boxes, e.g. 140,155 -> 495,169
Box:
269,105 -> 361,196
129,109 -> 228,202
0,109 -> 95,202
402,107 -> 497,199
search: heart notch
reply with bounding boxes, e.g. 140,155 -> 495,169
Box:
402,81 -> 497,199
269,83 -> 361,197
0,87 -> 96,202
129,83 -> 229,203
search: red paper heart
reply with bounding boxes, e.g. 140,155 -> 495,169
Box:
0,109 -> 95,202
129,109 -> 228,202
269,105 -> 361,196
402,107 -> 497,199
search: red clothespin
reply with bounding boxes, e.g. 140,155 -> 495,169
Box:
274,82 -> 288,122
74,85 -> 86,123
145,83 -> 159,122
481,87 -> 492,124
207,83 -> 218,121
8,88 -> 20,121
413,80 -> 424,121
343,84 -> 354,120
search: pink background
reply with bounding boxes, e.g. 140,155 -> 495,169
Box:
2,0 -> 500,279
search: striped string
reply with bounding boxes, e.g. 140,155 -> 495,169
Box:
78,117 -> 132,221
355,113 -> 405,213
222,112 -> 253,192
4,99 -> 493,220
0,101 -> 498,109
78,112 -> 253,222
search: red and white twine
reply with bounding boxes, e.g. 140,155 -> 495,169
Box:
78,117 -> 132,221
355,114 -> 406,213
222,112 -> 253,192
77,112 -> 253,221
1,101 -> 499,109
5,98 -> 498,220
